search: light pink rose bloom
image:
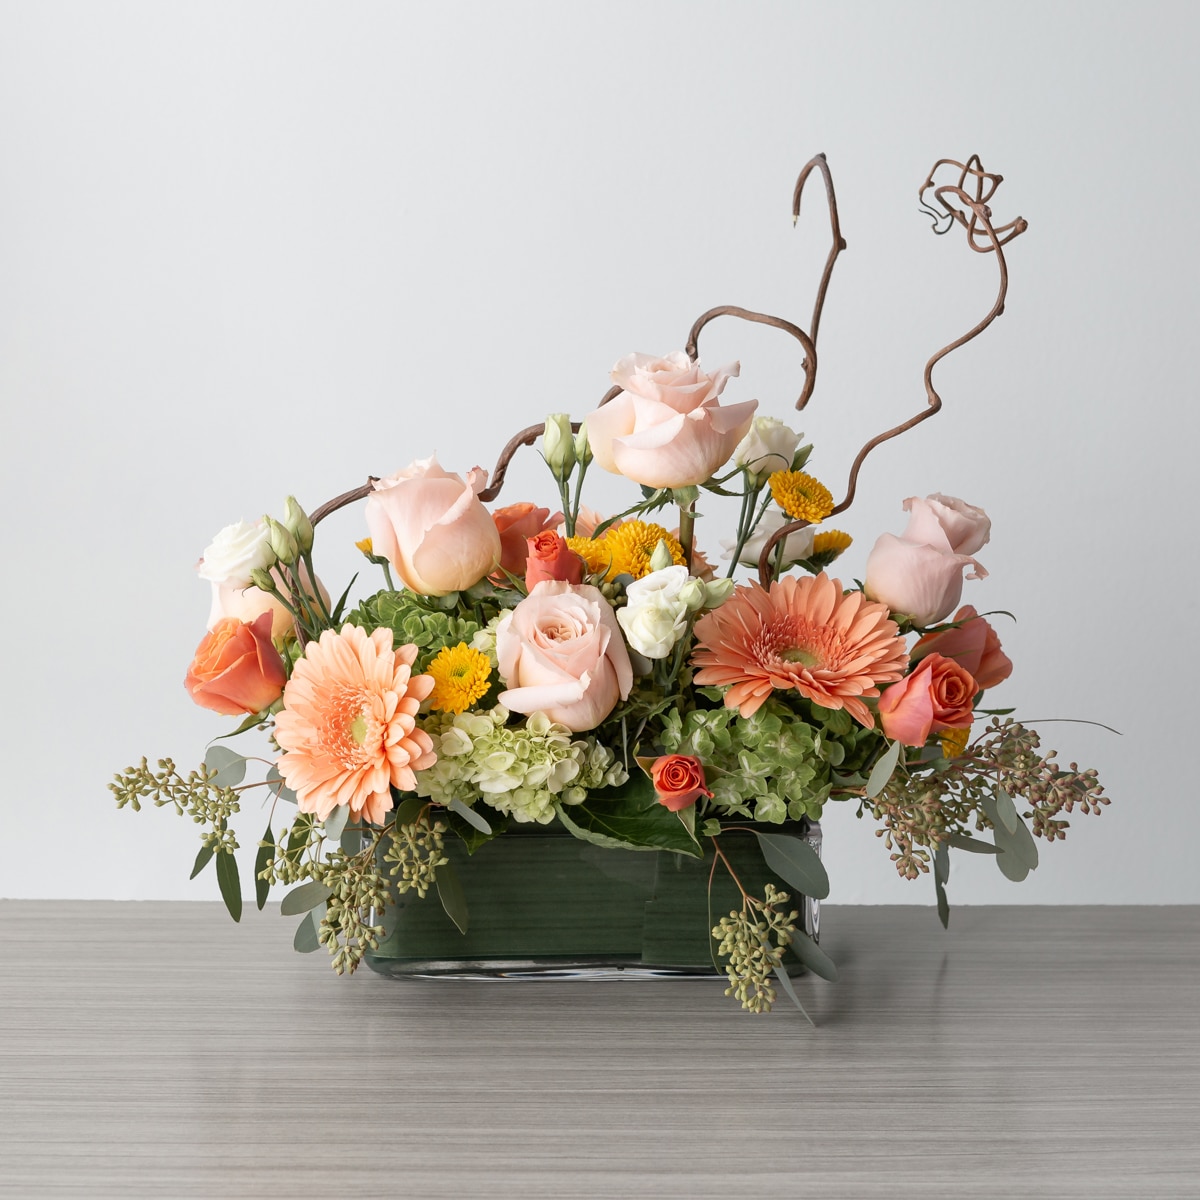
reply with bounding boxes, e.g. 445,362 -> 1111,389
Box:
365,456 -> 502,596
586,351 -> 758,489
902,494 -> 991,556
207,580 -> 294,640
496,580 -> 634,732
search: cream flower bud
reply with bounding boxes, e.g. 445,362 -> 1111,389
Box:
265,516 -> 299,566
283,495 -> 314,555
543,413 -> 576,481
677,577 -> 708,612
573,421 -> 593,467
702,577 -> 735,608
733,417 -> 803,485
648,539 -> 676,573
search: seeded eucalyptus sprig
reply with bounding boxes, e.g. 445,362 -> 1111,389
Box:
712,882 -> 799,1014
110,757 -> 241,852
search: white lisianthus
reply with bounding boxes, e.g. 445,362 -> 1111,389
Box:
720,509 -> 816,569
197,520 -> 276,587
617,565 -> 695,659
733,417 -> 803,485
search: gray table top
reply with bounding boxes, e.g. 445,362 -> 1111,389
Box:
1,901 -> 1197,1199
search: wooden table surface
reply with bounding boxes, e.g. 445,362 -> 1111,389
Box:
1,901 -> 1197,1198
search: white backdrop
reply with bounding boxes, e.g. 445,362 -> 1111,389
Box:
2,1 -> 1196,906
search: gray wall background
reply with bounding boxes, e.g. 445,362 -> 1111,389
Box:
2,1 -> 1195,905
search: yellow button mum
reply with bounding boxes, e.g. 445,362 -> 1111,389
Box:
598,521 -> 686,580
812,529 -> 853,558
939,726 -> 971,759
769,470 -> 834,524
426,643 -> 492,714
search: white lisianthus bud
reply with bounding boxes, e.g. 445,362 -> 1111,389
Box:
720,509 -> 815,569
733,417 -> 803,486
648,539 -> 676,573
265,516 -> 300,566
616,565 -> 694,659
543,413 -> 576,481
677,576 -> 708,612
573,421 -> 593,467
702,577 -> 735,608
196,520 -> 276,587
283,495 -> 314,555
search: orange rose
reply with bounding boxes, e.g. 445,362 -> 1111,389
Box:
877,652 -> 977,747
650,755 -> 713,812
492,502 -> 557,579
185,611 -> 287,716
912,605 -> 1012,691
525,531 -> 584,589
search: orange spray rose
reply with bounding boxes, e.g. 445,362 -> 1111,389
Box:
185,611 -> 287,716
525,531 -> 584,589
650,755 -> 713,812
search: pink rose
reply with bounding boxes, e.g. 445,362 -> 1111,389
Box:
185,611 -> 287,717
902,494 -> 991,555
492,502 -> 557,579
496,580 -> 634,732
650,755 -> 713,812
206,560 -> 327,641
877,653 -> 978,747
365,456 -> 502,596
912,605 -> 1012,691
865,493 -> 989,626
585,351 -> 758,489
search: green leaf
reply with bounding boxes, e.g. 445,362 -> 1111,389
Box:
753,831 -> 830,900
772,962 -> 815,1026
393,796 -> 425,828
448,797 -> 492,835
945,832 -> 999,855
280,880 -> 334,917
265,764 -> 298,805
981,793 -> 1039,881
323,805 -> 350,842
340,822 -> 365,857
211,711 -> 270,741
215,849 -> 242,923
285,811 -> 314,865
254,822 -> 274,911
329,573 -> 358,623
554,774 -> 702,857
786,930 -> 838,982
436,860 -> 469,935
293,907 -> 323,953
933,841 -> 950,886
934,870 -> 950,929
204,746 -> 246,788
865,739 -> 902,799
993,788 -> 1020,835
189,843 -> 215,880
444,808 -> 503,854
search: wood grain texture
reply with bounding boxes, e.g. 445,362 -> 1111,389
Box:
1,902 -> 1197,1199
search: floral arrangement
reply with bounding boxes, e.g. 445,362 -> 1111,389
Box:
112,155 -> 1109,1014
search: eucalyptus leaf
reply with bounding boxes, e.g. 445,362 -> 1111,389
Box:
945,832 -> 1000,855
293,906 -> 323,953
753,831 -> 830,900
993,788 -> 1020,835
254,822 -> 274,911
933,842 -> 950,886
280,880 -> 334,917
265,764 -> 298,805
215,849 -> 242,923
865,740 -> 902,799
935,870 -> 950,929
445,808 -> 503,854
204,746 -> 247,789
393,796 -> 425,828
322,805 -> 350,842
995,843 -> 1031,883
340,822 -> 366,857
436,860 -> 469,935
448,797 -> 492,835
786,930 -> 838,982
189,843 -> 215,881
772,963 -> 815,1026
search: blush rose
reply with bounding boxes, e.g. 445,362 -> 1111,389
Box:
185,611 -> 287,716
877,652 -> 978,747
365,456 -> 502,596
585,351 -> 758,489
650,755 -> 713,811
495,580 -> 633,732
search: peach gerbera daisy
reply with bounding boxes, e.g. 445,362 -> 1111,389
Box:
274,624 -> 437,825
691,573 -> 909,727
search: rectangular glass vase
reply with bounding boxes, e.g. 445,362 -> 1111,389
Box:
364,820 -> 821,979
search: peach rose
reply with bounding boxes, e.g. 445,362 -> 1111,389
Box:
365,456 -> 502,596
585,351 -> 758,489
496,580 -> 633,732
492,502 -> 557,578
185,611 -> 287,717
525,531 -> 584,589
877,652 -> 978,747
207,580 -> 295,640
912,605 -> 1012,691
650,755 -> 713,812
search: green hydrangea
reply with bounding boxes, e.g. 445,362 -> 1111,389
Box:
344,589 -> 480,672
417,706 -> 628,825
